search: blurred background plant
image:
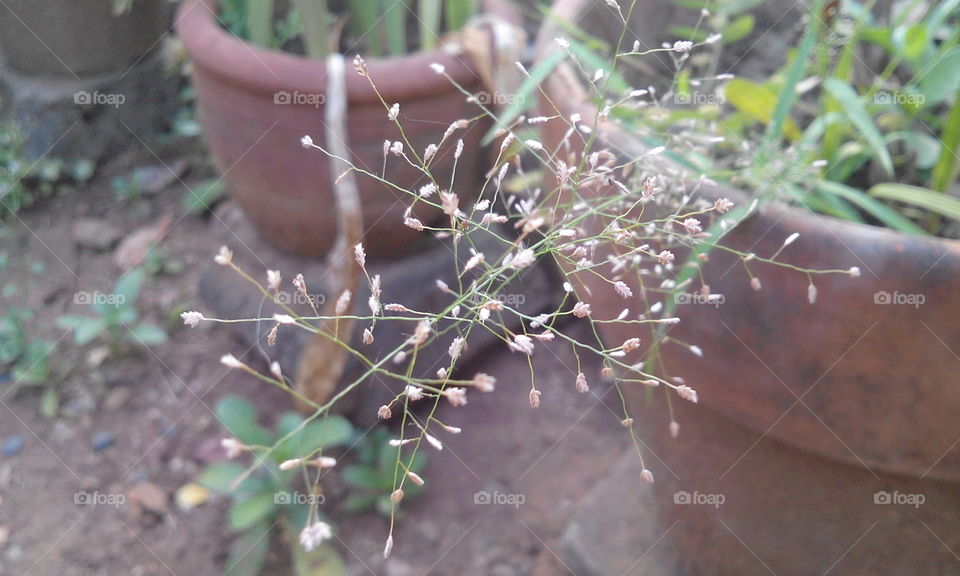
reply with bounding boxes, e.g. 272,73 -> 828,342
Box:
220,0 -> 481,58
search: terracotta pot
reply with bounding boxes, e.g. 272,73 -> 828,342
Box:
537,1 -> 960,573
177,0 -> 519,259
0,0 -> 167,78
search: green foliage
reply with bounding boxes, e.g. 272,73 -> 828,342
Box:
198,395 -> 356,576
56,267 -> 167,351
342,427 -> 427,517
222,0 -> 479,57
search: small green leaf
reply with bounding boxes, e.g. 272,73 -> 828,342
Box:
299,416 -> 355,451
916,47 -> 960,106
931,96 -> 960,192
216,395 -> 274,447
342,466 -> 385,491
128,323 -> 167,346
823,78 -> 894,176
40,387 -> 59,419
197,462 -> 247,493
182,179 -> 226,215
73,317 -> 108,346
722,14 -> 755,43
114,268 -> 146,307
899,24 -> 927,62
229,493 -> 278,531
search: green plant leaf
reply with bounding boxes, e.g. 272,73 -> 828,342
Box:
114,269 -> 146,308
916,47 -> 960,105
668,26 -> 710,42
766,0 -> 819,145
229,492 -> 278,531
197,462 -> 247,493
183,179 -> 226,215
869,183 -> 960,222
931,96 -> 960,192
58,316 -> 107,346
342,493 -> 378,512
225,522 -> 271,576
342,466 -> 386,491
823,78 -> 894,176
128,323 -> 167,346
722,14 -> 755,43
293,542 -> 348,576
216,395 -> 274,447
815,180 -> 927,234
897,24 -> 928,62
724,79 -> 801,139
40,387 -> 59,419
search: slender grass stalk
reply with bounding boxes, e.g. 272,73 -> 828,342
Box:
349,0 -> 382,56
445,0 -> 477,33
293,0 -> 330,59
383,0 -> 408,56
246,0 -> 275,48
419,0 -> 442,50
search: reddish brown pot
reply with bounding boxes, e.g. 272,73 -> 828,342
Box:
538,0 -> 960,573
176,0 -> 518,259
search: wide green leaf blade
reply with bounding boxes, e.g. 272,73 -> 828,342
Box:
216,395 -> 274,447
823,78 -> 894,176
869,183 -> 960,222
229,492 -> 278,531
815,180 -> 927,234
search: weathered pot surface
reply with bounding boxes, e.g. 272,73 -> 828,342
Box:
177,0 -> 519,259
538,0 -> 960,483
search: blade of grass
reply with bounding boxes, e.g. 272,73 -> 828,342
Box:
931,94 -> 960,192
349,0 -> 382,56
765,0 -> 821,145
383,0 -> 407,56
869,183 -> 960,222
293,0 -> 329,58
419,0 -> 441,50
823,78 -> 894,177
246,0 -> 275,48
725,79 -> 802,139
445,0 -> 477,33
815,180 -> 927,234
481,49 -> 565,145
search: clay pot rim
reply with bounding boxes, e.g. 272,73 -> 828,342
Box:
536,0 -> 960,252
175,0 -> 515,103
